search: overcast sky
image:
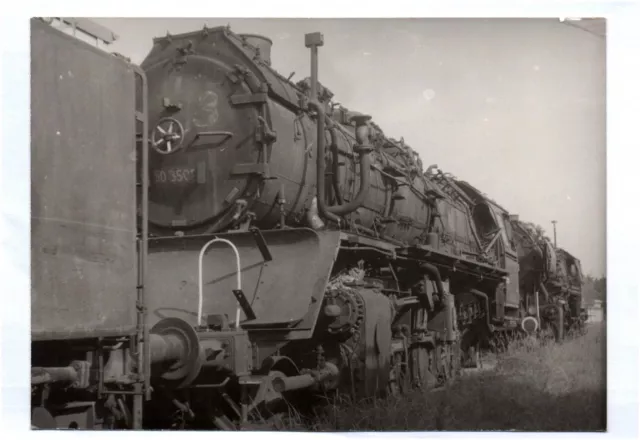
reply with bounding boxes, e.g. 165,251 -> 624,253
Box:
92,18 -> 606,277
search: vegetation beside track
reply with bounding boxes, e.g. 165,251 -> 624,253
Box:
288,323 -> 606,432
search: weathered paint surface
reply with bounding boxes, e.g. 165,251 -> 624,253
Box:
146,228 -> 341,336
31,19 -> 138,339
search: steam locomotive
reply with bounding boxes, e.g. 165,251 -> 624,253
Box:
30,18 -> 586,430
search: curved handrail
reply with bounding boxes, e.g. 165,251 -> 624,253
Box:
197,238 -> 242,328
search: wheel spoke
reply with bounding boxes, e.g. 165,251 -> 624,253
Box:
150,117 -> 186,154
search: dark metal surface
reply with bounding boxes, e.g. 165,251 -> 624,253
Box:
356,288 -> 393,398
489,203 -> 520,307
139,27 -> 432,244
137,26 -> 518,297
144,49 -> 262,229
31,19 -> 138,339
146,228 -> 341,333
227,29 -> 302,108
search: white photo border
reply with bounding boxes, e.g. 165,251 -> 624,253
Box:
1,1 -> 638,439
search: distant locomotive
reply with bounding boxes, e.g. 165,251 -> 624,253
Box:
510,219 -> 587,340
30,18 -> 585,430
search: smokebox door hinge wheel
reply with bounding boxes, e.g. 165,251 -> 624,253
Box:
151,117 -> 185,155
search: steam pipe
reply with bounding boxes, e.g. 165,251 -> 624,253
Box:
325,117 -> 372,216
309,99 -> 341,224
305,32 -> 371,223
328,123 -> 343,204
306,196 -> 326,230
469,289 -> 494,332
311,103 -> 372,221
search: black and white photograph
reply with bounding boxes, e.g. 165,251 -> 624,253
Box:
1,6 -> 638,435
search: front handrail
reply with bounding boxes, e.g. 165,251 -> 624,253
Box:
197,239 -> 242,328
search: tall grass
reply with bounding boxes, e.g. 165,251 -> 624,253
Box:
300,323 -> 606,432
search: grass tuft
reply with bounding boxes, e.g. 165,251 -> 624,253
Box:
291,323 -> 606,432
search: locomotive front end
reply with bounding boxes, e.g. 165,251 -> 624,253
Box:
142,31 -> 267,233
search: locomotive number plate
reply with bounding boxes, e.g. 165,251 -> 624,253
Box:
153,167 -> 200,184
